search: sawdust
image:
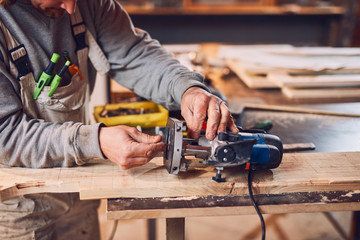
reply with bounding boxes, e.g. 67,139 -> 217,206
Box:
160,196 -> 200,202
340,190 -> 360,198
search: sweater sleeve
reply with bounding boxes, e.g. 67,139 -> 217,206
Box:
81,0 -> 208,110
0,62 -> 105,168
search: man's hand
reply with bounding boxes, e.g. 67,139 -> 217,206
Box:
181,87 -> 238,140
99,125 -> 166,170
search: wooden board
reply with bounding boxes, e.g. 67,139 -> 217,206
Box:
266,46 -> 360,57
267,71 -> 360,88
107,191 -> 360,219
281,87 -> 360,99
0,152 -> 359,202
226,59 -> 279,88
221,45 -> 360,90
219,45 -> 360,72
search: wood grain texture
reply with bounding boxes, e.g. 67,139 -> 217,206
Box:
0,152 -> 359,202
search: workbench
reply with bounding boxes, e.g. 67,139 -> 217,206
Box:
0,151 -> 359,237
106,43 -> 360,239
2,44 -> 360,239
105,108 -> 360,240
1,133 -> 359,240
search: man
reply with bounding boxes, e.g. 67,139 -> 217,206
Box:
0,0 -> 238,238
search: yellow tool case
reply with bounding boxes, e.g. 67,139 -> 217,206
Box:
94,101 -> 169,128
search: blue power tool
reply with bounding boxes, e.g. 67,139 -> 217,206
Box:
163,118 -> 283,182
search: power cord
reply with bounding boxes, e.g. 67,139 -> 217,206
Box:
248,168 -> 266,240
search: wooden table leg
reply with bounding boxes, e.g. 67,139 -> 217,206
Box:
166,218 -> 185,240
350,211 -> 359,240
147,219 -> 156,240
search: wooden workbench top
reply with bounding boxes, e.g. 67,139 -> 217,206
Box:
0,152 -> 359,202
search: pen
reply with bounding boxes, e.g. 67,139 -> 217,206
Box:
33,53 -> 60,99
48,60 -> 71,97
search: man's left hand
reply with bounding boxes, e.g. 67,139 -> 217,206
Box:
181,87 -> 238,140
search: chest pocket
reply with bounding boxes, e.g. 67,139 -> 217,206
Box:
0,7 -> 110,124
22,70 -> 87,123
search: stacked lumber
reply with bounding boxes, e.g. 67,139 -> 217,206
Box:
219,45 -> 360,99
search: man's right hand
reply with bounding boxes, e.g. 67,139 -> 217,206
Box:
99,125 -> 166,170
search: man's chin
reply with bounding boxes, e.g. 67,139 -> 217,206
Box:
42,8 -> 66,18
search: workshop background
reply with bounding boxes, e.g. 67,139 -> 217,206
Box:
88,0 -> 360,239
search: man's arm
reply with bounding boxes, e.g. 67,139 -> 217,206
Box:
0,69 -> 105,168
82,0 -> 206,110
0,59 -> 165,169
84,0 -> 238,140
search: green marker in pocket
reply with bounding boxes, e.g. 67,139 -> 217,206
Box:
48,60 -> 71,97
33,53 -> 60,99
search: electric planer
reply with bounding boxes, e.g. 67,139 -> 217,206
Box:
163,118 -> 283,182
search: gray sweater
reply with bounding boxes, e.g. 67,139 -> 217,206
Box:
0,0 -> 205,167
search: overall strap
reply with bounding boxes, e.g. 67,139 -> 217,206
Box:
70,7 -> 110,75
70,8 -> 87,52
0,21 -> 33,81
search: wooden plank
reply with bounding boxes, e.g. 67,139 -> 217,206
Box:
108,202 -> 360,220
267,47 -> 360,57
241,103 -> 360,117
108,191 -> 360,211
107,190 -> 360,219
267,71 -> 360,88
0,152 -> 359,202
221,47 -> 360,75
281,87 -> 360,99
123,5 -> 345,16
283,143 -> 316,152
226,59 -> 279,88
107,202 -> 360,220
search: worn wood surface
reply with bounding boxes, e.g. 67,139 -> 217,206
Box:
107,190 -> 360,219
0,152 -> 359,202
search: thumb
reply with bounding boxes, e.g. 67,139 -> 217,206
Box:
130,131 -> 162,144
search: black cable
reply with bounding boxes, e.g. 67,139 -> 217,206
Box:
248,168 -> 266,240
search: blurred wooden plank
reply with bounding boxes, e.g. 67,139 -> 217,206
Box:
226,59 -> 278,88
268,71 -> 360,88
282,87 -> 360,99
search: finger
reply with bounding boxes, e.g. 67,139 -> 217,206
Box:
186,98 -> 209,139
120,143 -> 166,170
129,128 -> 163,144
205,99 -> 221,140
128,141 -> 166,159
217,102 -> 232,133
120,157 -> 152,170
227,115 -> 239,133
